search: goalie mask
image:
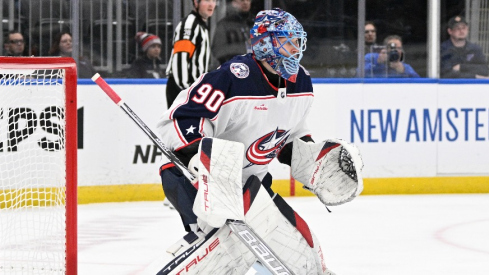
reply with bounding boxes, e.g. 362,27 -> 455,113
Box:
250,8 -> 307,82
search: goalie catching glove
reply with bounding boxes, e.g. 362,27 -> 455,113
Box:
291,138 -> 364,206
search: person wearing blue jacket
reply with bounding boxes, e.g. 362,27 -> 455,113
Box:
362,35 -> 420,78
440,16 -> 489,78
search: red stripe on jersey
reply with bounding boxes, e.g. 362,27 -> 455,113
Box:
199,118 -> 205,135
287,93 -> 314,98
222,95 -> 276,106
175,138 -> 202,152
159,163 -> 175,175
173,119 -> 187,145
294,212 -> 314,248
220,92 -> 312,106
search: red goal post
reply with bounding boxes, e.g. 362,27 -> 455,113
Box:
0,57 -> 77,274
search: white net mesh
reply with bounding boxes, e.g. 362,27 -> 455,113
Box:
0,69 -> 67,274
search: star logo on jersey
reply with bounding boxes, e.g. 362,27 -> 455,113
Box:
230,63 -> 250,78
245,128 -> 290,167
186,125 -> 196,135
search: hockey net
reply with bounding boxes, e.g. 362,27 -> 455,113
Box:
0,57 -> 77,274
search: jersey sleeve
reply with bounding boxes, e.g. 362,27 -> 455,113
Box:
170,15 -> 198,89
157,68 -> 233,153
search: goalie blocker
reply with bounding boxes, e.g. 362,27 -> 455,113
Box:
291,138 -> 364,206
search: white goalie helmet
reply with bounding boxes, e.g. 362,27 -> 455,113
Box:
250,8 -> 307,82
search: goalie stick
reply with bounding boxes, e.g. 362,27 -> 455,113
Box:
91,73 -> 294,275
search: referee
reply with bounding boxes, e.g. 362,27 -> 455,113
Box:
166,0 -> 216,108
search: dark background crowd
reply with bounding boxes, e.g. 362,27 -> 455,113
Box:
2,0 -> 486,79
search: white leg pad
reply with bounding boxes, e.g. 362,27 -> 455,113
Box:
244,183 -> 334,275
159,226 -> 256,275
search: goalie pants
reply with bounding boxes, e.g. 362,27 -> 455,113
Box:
161,166 -> 198,232
160,169 -> 331,274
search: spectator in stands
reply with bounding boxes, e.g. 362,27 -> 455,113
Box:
328,21 -> 380,78
211,0 -> 254,65
361,35 -> 420,78
440,16 -> 489,78
3,31 -> 26,56
364,21 -> 379,54
127,32 -> 165,78
49,32 -> 97,78
166,0 -> 216,108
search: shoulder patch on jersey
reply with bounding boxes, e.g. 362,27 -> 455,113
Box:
230,63 -> 250,79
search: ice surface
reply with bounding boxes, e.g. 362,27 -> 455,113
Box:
78,194 -> 489,275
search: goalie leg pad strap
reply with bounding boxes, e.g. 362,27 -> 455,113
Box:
271,194 -> 335,275
273,194 -> 314,248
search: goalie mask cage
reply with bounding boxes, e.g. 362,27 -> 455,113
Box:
0,57 -> 77,274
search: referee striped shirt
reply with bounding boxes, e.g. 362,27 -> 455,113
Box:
166,10 -> 211,90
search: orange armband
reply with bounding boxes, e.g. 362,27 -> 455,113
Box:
173,40 -> 196,58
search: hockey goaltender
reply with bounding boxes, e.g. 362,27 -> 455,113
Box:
155,7 -> 364,275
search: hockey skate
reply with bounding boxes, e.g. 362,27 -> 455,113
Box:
165,230 -> 206,257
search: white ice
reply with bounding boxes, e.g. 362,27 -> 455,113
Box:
78,194 -> 489,275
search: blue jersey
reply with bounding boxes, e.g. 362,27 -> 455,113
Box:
157,54 -> 314,183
